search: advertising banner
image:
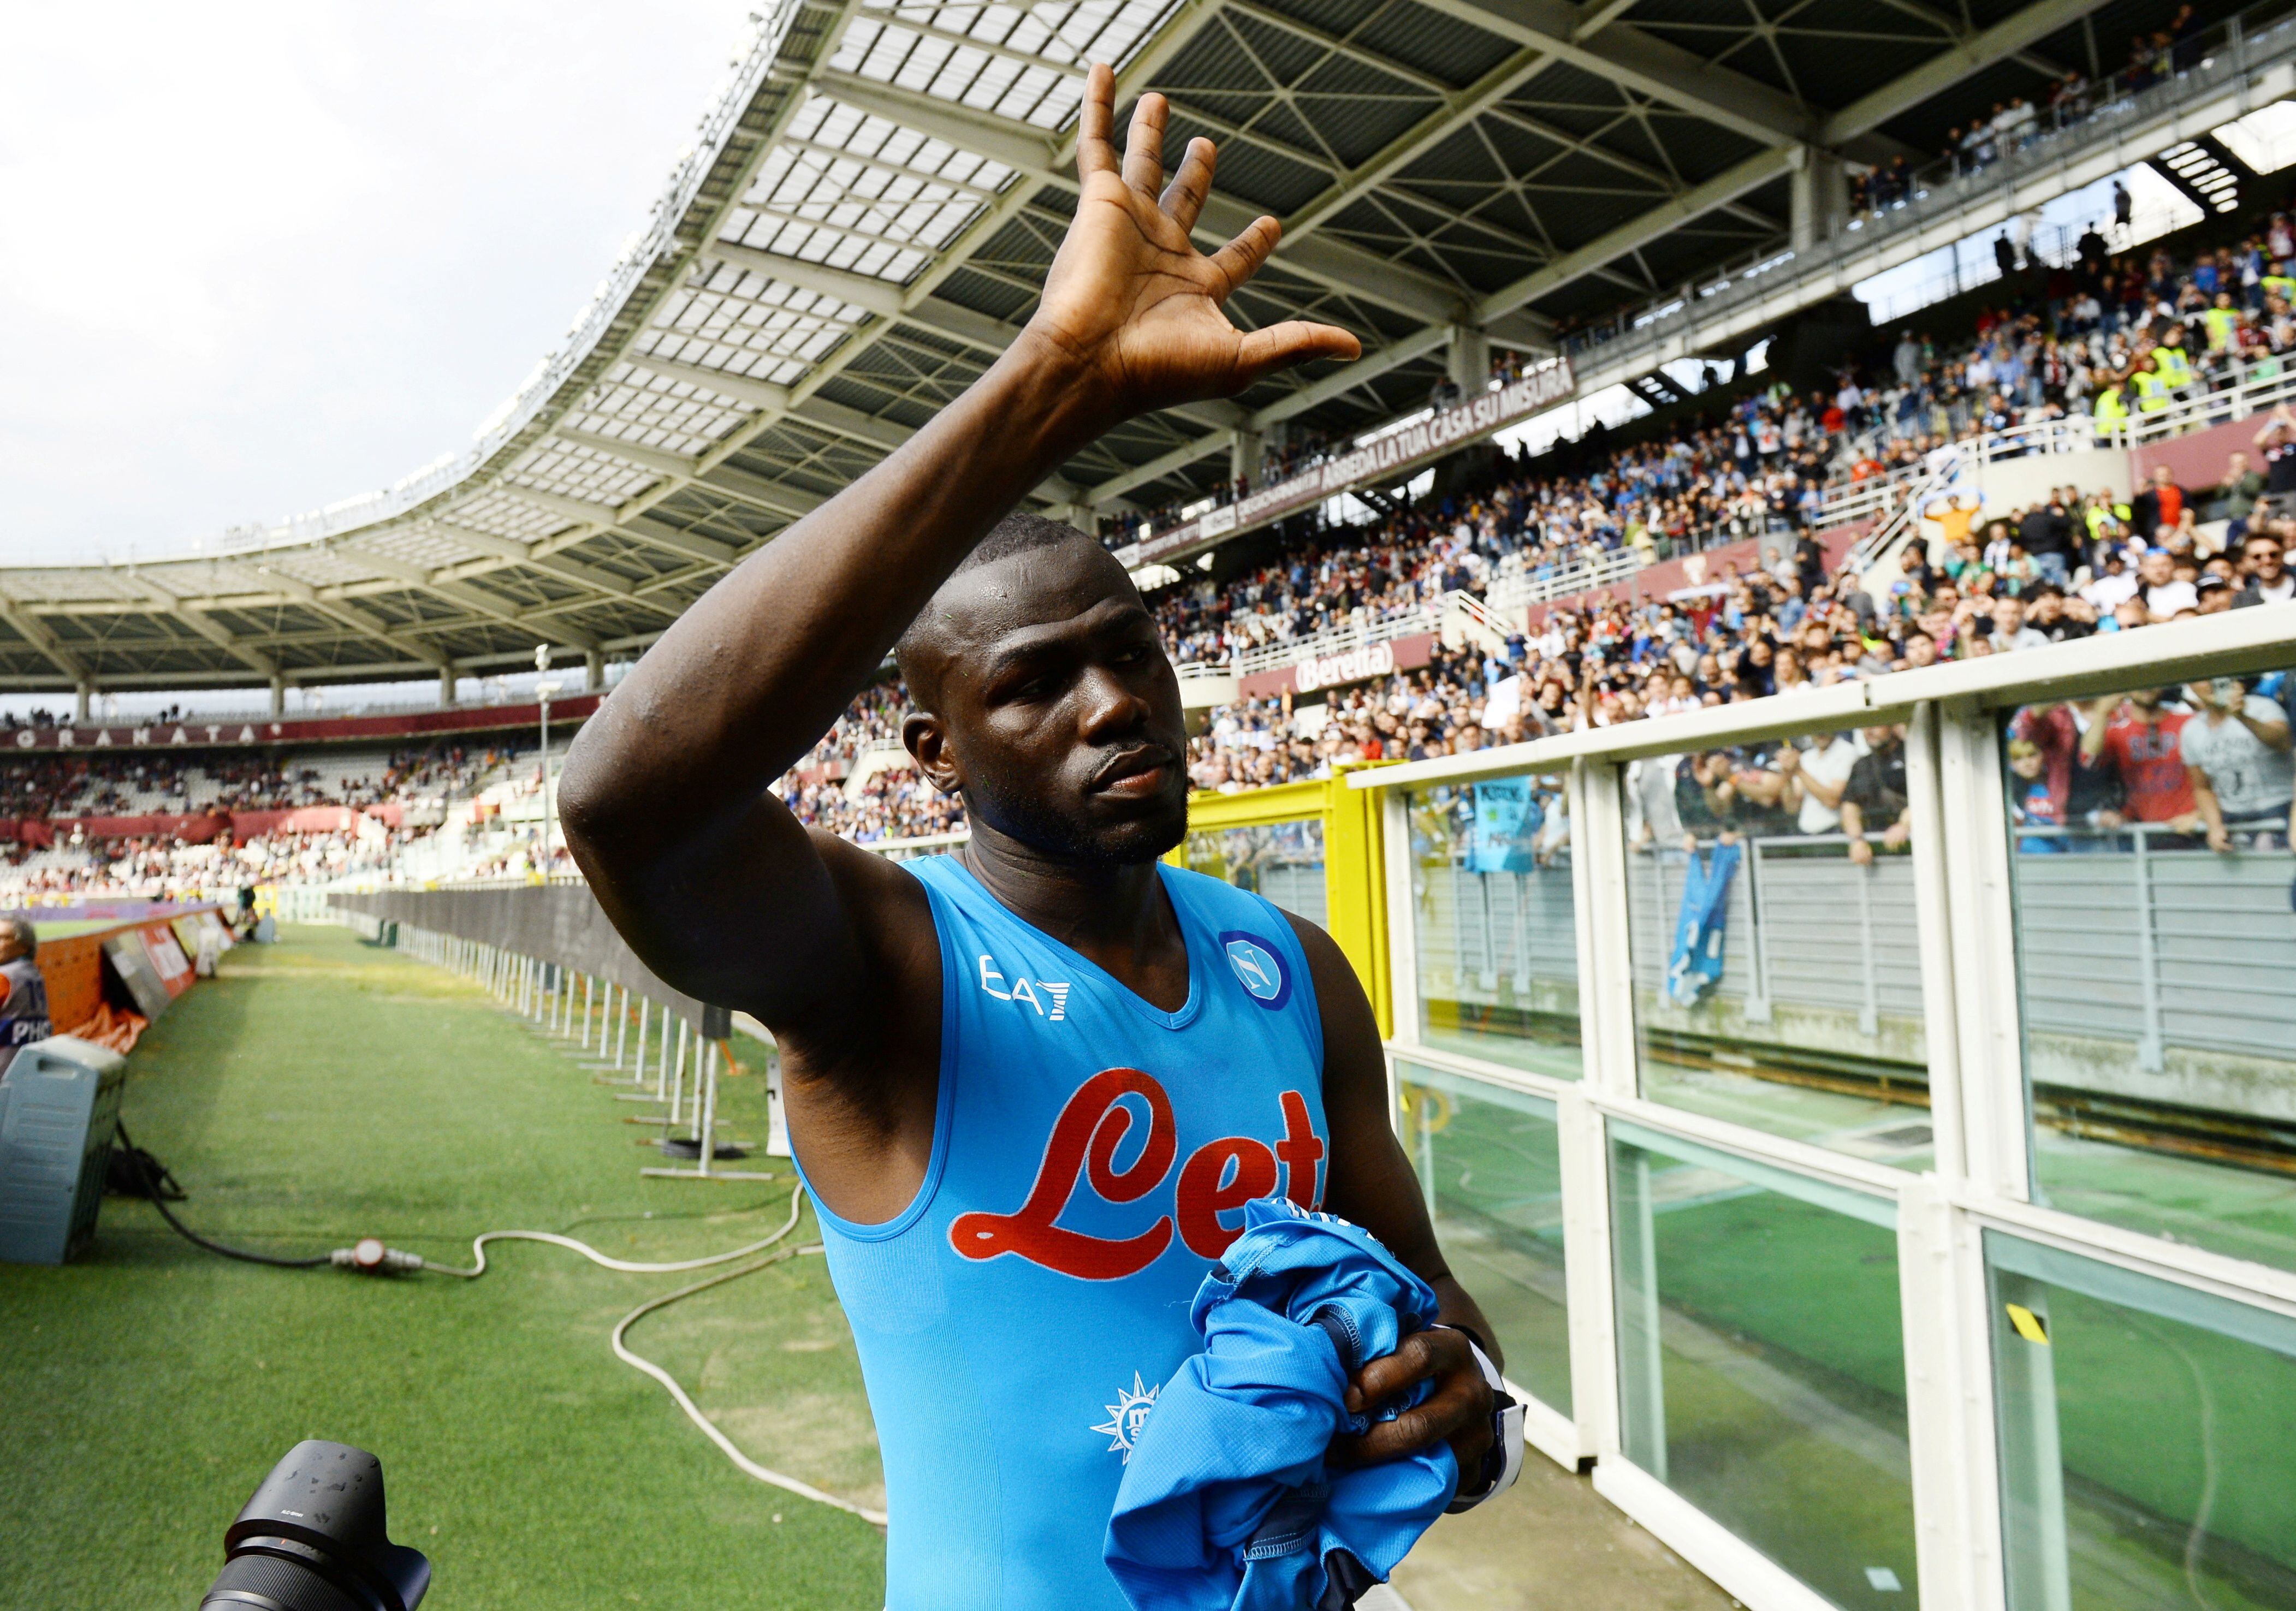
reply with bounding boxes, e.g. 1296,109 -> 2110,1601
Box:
138,923 -> 195,998
1118,360 -> 1574,572
0,693 -> 602,753
99,930 -> 175,1020
1235,632 -> 1435,701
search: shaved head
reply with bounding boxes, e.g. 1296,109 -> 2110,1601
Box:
895,513 -> 1138,710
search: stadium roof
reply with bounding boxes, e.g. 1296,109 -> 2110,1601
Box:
5,0 -> 2183,695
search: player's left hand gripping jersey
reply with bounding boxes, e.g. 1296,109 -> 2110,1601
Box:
801,858 -> 1330,1611
0,954 -> 52,1073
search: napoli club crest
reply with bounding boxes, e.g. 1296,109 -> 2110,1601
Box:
1218,930 -> 1291,1009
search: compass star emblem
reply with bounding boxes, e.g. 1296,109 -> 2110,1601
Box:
1091,1371 -> 1159,1463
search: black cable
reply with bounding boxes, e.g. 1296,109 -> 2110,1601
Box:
112,1118 -> 329,1269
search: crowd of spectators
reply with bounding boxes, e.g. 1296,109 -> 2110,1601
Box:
14,144 -> 2296,870
1909,5 -> 2212,200
0,827 -> 403,901
768,202 -> 2296,842
0,741 -> 507,823
1145,193 -> 2296,681
772,682 -> 968,843
0,740 -> 526,899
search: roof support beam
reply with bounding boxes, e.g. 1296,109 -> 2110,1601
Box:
703,463 -> 824,519
555,426 -> 708,481
1250,325 -> 1454,427
613,514 -> 742,568
627,353 -> 791,413
1453,0 -> 2111,324
790,395 -> 911,454
1086,431 -> 1229,503
811,69 -> 1060,178
1280,44 -> 1557,248
161,599 -> 278,676
705,237 -> 905,318
1820,0 -> 2112,143
435,521 -> 661,607
1404,0 -> 1815,148
628,349 -> 942,454
634,337 -> 1203,463
339,547 -> 603,653
499,483 -> 636,531
250,568 -> 449,670
0,599 -> 88,683
1471,147 -> 1795,324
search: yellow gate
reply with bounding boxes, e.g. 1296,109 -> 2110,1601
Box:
1164,768 -> 1393,1036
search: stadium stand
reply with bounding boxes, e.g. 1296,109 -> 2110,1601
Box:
21,182 -> 2294,857
761,198 -> 2296,831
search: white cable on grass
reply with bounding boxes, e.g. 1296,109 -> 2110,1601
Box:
419,1184 -> 804,1277
610,1241 -> 887,1527
418,1185 -> 884,1526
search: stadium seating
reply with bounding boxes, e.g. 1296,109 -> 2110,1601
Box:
764,206 -> 2296,840
8,202 -> 2288,872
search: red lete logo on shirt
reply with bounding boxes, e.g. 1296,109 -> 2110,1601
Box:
948,1067 -> 1325,1279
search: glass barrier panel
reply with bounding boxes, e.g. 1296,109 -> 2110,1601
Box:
1405,779 -> 1582,1078
1999,676 -> 2296,1275
1182,818 -> 1328,929
1984,1230 -> 2296,1611
1621,730 -> 1932,1168
1610,1120 -> 1915,1611
1395,1058 -> 1571,1414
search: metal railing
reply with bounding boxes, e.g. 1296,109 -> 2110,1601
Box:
1419,813 -> 2296,1080
2009,822 -> 2296,1075
1485,547 -> 1652,613
1195,599 -> 1446,679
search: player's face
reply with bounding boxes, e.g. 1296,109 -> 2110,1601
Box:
911,542 -> 1189,865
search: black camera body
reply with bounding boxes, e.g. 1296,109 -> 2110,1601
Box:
202,1441 -> 429,1611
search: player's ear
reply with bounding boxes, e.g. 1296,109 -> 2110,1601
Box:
905,711 -> 964,797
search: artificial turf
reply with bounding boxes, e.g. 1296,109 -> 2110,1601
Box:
0,923 -> 886,1610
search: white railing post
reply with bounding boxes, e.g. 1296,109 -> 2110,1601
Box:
2131,827 -> 2167,1074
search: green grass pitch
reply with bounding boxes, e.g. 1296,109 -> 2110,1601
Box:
0,924 -> 885,1610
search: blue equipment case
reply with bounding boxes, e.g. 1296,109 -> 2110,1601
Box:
0,1036 -> 129,1265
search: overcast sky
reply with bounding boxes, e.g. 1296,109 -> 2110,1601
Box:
0,1 -> 751,567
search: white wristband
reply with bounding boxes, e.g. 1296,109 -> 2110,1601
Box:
1439,1328 -> 1524,1512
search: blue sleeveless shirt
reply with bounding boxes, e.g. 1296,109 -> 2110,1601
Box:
800,855 -> 1330,1611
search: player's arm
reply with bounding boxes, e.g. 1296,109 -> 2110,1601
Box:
556,67 -> 1357,1032
1283,912 -> 1498,1476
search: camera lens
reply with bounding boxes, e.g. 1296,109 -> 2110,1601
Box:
201,1548 -> 368,1611
201,1441 -> 429,1611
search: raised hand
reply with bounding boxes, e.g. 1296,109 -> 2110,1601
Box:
1029,64 -> 1361,421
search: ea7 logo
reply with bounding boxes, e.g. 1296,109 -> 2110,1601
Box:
978,954 -> 1071,1020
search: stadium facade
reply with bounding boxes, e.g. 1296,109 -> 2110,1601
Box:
8,0 -> 2285,704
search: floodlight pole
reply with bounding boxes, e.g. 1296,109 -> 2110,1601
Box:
535,668 -> 562,876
